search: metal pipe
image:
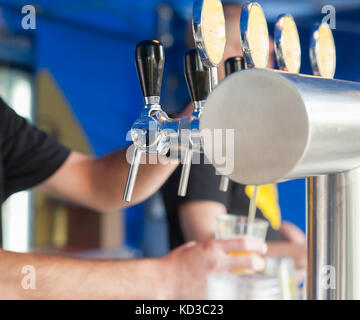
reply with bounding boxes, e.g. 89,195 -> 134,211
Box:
178,147 -> 193,197
200,69 -> 360,185
200,68 -> 360,300
208,67 -> 218,91
123,148 -> 141,202
307,168 -> 360,299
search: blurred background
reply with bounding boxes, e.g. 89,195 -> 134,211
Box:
0,0 -> 360,258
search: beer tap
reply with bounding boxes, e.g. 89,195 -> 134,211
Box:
240,2 -> 269,70
310,22 -> 336,79
274,14 -> 301,74
178,49 -> 210,196
215,2 -> 270,194
192,0 -> 228,192
238,2 -> 271,220
123,40 -> 168,202
213,56 -> 246,194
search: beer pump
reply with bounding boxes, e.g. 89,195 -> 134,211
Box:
240,2 -> 270,70
178,49 -> 210,196
189,0 -> 229,194
125,0 -> 229,200
237,2 -> 270,214
123,40 -> 169,202
121,0 -> 360,300
200,15 -> 360,298
274,14 -> 301,74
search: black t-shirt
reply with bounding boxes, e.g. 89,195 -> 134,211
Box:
0,98 -> 71,247
161,154 -> 282,249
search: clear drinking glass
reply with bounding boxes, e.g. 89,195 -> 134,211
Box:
207,273 -> 283,300
264,256 -> 299,300
215,214 -> 269,273
215,215 -> 269,241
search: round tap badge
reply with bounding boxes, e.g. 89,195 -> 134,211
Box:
274,14 -> 301,73
240,2 -> 269,68
310,22 -> 336,79
193,0 -> 226,68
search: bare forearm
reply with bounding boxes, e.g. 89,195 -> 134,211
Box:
0,250 -> 171,299
41,148 -> 178,212
179,202 -> 226,242
90,148 -> 178,210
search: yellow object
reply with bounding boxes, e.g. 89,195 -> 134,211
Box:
229,252 -> 256,274
245,184 -> 282,230
35,70 -> 92,247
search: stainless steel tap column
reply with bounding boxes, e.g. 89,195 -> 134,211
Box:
200,68 -> 360,300
307,169 -> 360,299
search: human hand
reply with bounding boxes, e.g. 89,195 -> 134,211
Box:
161,238 -> 267,299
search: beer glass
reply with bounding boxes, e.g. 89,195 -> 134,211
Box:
216,214 -> 269,273
207,273 -> 282,300
265,256 -> 299,300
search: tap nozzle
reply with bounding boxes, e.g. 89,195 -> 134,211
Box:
123,40 -> 166,202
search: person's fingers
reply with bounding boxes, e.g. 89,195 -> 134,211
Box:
215,238 -> 267,255
280,221 -> 306,244
224,253 -> 265,272
178,241 -> 197,252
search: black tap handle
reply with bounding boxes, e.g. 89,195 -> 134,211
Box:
225,56 -> 245,76
184,49 -> 209,103
135,40 -> 165,99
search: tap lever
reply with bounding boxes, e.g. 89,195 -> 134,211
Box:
184,49 -> 210,103
135,40 -> 165,101
124,40 -> 165,203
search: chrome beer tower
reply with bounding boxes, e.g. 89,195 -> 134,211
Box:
201,6 -> 360,298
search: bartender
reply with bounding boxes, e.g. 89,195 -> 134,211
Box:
0,97 -> 266,299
